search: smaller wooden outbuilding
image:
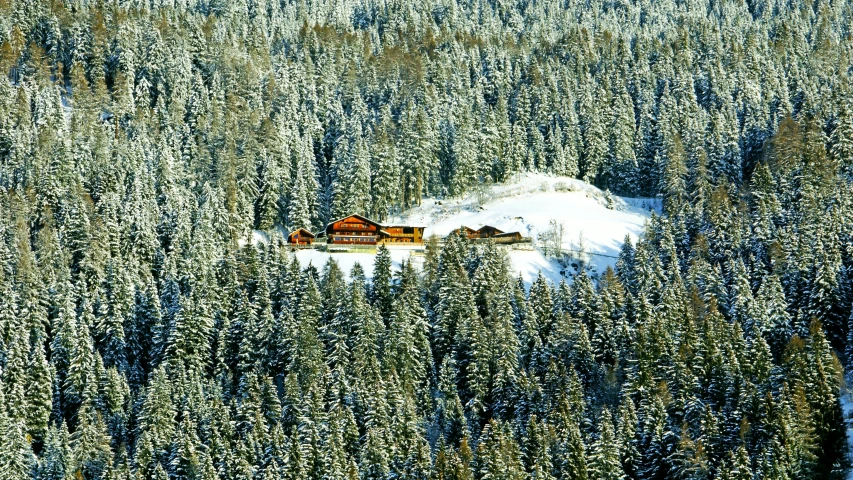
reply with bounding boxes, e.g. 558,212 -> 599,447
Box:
493,231 -> 523,243
287,228 -> 315,246
453,226 -> 480,239
453,225 -> 523,243
380,225 -> 425,244
476,225 -> 505,238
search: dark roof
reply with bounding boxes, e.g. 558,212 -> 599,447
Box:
477,225 -> 505,234
325,214 -> 382,233
493,231 -> 522,238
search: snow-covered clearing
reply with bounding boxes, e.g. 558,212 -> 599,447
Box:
293,247 -> 425,279
390,173 -> 657,283
254,173 -> 657,286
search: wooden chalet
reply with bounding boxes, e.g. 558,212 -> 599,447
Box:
325,214 -> 426,245
380,225 -> 425,244
325,214 -> 381,245
492,231 -> 523,243
287,228 -> 315,246
453,226 -> 479,239
454,225 -> 523,243
476,225 -> 505,238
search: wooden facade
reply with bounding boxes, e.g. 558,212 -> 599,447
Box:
454,225 -> 523,243
453,226 -> 480,239
287,228 -> 315,245
325,215 -> 426,245
493,231 -> 523,243
380,225 -> 425,244
476,225 -> 505,238
325,214 -> 381,245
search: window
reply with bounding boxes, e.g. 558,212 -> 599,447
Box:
403,227 -> 414,234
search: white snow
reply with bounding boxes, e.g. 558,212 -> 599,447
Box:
252,173 -> 656,285
237,229 -> 273,248
293,247 -> 425,279
390,173 -> 657,283
506,249 -> 565,285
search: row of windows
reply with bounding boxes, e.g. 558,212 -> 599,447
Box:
337,223 -> 421,233
331,236 -> 376,243
332,235 -> 377,240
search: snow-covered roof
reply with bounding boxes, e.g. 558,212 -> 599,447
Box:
288,228 -> 315,237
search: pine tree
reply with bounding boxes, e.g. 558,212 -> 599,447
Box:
24,338 -> 52,442
370,110 -> 400,221
255,149 -> 281,230
580,80 -> 608,185
37,423 -> 72,480
290,272 -> 327,392
476,421 -> 526,480
165,290 -> 213,376
660,133 -> 688,218
399,104 -> 438,207
717,446 -> 753,480
0,385 -> 35,480
371,245 -> 394,322
830,95 -> 853,177
756,274 -> 792,357
135,366 -> 176,472
287,135 -> 319,230
70,402 -> 113,479
617,396 -> 639,478
523,416 -> 556,480
588,411 -> 625,480
607,79 -> 638,195
636,388 -> 674,480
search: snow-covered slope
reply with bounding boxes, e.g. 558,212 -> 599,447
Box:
266,173 -> 656,285
388,173 -> 657,283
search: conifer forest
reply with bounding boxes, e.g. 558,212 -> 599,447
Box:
3,0 -> 853,478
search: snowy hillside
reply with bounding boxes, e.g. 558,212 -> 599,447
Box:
247,230 -> 428,279
280,174 -> 657,285
389,173 -> 657,283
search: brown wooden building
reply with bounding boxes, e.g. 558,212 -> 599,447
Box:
325,214 -> 381,245
493,231 -> 523,243
454,225 -> 523,243
325,215 -> 426,245
380,225 -> 425,244
287,228 -> 315,245
476,225 -> 505,238
453,226 -> 480,239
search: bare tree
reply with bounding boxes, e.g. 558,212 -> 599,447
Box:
569,230 -> 589,270
538,219 -> 565,258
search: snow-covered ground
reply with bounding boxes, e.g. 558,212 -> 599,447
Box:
389,173 -> 657,283
255,173 -> 657,285
293,247 -> 425,279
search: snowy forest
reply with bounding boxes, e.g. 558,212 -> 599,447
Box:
1,0 -> 853,479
